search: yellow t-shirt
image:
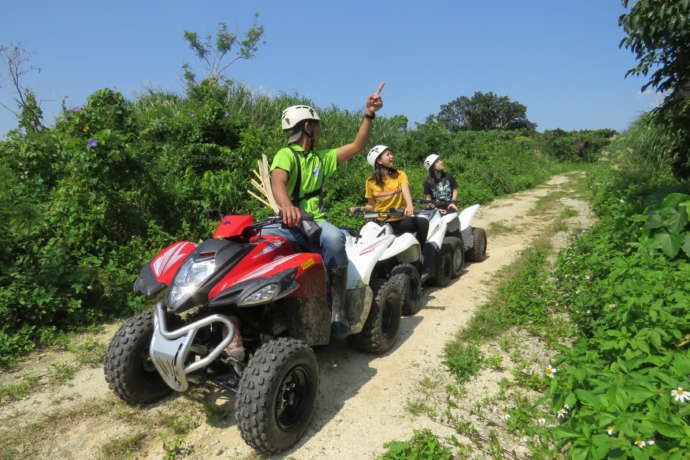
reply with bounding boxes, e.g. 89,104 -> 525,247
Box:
365,171 -> 408,221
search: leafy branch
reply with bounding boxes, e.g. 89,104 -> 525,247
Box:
182,14 -> 265,84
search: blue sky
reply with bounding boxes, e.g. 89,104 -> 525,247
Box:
0,1 -> 657,137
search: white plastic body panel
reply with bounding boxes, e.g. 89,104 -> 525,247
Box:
380,232 -> 420,263
441,211 -> 460,234
458,204 -> 480,232
425,210 -> 447,248
345,228 -> 395,288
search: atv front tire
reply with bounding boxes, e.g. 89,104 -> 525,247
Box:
467,227 -> 487,262
392,264 -> 422,316
348,274 -> 403,354
236,338 -> 318,455
429,246 -> 453,287
104,310 -> 172,405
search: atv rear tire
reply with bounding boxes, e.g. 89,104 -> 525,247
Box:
104,310 -> 172,405
348,274 -> 404,354
467,227 -> 487,262
392,264 -> 422,316
444,236 -> 465,278
236,338 -> 318,455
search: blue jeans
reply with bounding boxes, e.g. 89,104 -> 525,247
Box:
261,220 -> 347,269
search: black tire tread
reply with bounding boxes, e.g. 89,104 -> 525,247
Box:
236,338 -> 318,455
348,274 -> 404,354
468,227 -> 487,262
429,243 -> 453,287
104,310 -> 171,405
444,236 -> 464,278
392,264 -> 422,316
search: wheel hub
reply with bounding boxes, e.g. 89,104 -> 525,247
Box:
453,246 -> 463,271
276,366 -> 311,430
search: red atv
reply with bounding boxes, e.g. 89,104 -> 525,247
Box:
104,211 -> 405,455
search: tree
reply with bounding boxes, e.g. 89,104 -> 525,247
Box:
619,0 -> 690,179
436,91 -> 536,132
0,44 -> 43,132
182,14 -> 265,84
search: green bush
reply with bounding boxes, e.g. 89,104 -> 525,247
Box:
0,79 -> 592,366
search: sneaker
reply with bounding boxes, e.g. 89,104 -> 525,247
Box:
225,343 -> 245,362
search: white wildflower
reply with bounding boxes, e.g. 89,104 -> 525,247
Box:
606,425 -> 615,435
634,439 -> 646,448
537,418 -> 546,425
545,366 -> 557,378
671,387 -> 690,403
557,408 -> 568,419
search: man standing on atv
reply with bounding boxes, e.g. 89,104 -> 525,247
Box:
264,84 -> 384,339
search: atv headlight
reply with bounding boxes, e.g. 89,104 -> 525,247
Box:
168,257 -> 216,309
240,283 -> 280,306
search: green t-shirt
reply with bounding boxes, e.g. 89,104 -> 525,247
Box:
270,144 -> 338,221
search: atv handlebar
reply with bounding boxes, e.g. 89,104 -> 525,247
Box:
253,210 -> 321,245
414,199 -> 459,210
351,208 -> 406,222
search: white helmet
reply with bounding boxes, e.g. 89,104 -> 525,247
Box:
367,145 -> 390,168
281,105 -> 320,130
424,154 -> 440,171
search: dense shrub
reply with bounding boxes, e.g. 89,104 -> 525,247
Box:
539,128 -> 616,162
0,79 -> 601,366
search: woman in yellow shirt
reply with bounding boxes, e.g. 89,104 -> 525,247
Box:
349,145 -> 428,244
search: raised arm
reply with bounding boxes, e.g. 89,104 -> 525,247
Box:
336,83 -> 385,163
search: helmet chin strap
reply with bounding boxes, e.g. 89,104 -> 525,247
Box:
301,124 -> 315,151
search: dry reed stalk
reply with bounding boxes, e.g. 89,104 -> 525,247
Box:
249,154 -> 279,212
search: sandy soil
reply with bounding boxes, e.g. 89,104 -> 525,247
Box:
0,172 -> 595,460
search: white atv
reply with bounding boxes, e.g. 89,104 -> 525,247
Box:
416,200 -> 487,286
348,209 -> 424,316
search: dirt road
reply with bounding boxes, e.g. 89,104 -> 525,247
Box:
0,172 -> 593,460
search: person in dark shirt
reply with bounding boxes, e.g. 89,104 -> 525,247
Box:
422,154 -> 458,214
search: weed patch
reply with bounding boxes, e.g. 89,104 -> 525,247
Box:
378,429 -> 453,460
66,338 -> 106,366
100,432 -> 146,459
442,343 -> 483,384
488,220 -> 514,235
0,374 -> 40,402
49,362 -> 76,383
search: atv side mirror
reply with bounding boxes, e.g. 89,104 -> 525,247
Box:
203,209 -> 223,221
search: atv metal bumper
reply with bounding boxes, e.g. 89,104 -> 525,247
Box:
149,302 -> 235,392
